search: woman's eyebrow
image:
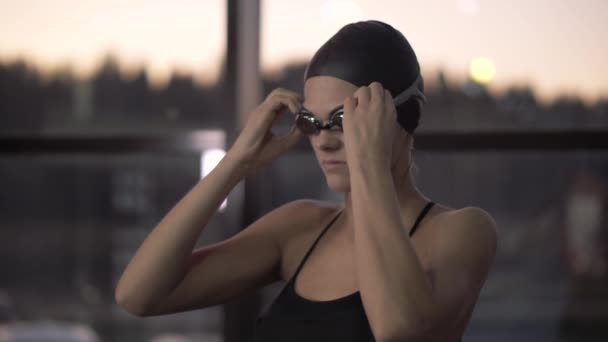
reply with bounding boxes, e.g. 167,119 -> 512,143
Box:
301,104 -> 345,116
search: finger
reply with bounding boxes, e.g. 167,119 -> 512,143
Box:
264,88 -> 301,112
353,86 -> 371,110
257,101 -> 284,128
282,124 -> 304,145
369,82 -> 385,109
259,95 -> 299,127
273,94 -> 301,114
273,125 -> 304,154
343,96 -> 356,116
272,88 -> 303,103
383,88 -> 394,101
384,89 -> 396,114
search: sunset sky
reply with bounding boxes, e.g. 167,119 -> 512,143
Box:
1,0 -> 606,104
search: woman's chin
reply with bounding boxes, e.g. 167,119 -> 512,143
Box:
325,174 -> 351,193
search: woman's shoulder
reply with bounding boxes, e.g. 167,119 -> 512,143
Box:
431,206 -> 497,231
267,199 -> 340,245
424,205 -> 498,256
270,198 -> 338,217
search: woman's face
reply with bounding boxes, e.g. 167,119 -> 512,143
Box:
303,76 -> 358,192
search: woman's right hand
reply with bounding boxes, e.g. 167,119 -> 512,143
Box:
228,88 -> 304,172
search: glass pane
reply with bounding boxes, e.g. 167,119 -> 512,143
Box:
264,150 -> 608,341
0,148 -> 238,341
261,0 -> 608,132
0,0 -> 227,136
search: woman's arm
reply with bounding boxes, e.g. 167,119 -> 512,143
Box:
115,87 -> 304,316
114,152 -> 309,316
114,152 -> 247,315
349,164 -> 497,341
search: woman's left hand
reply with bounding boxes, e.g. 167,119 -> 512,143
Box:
342,82 -> 400,171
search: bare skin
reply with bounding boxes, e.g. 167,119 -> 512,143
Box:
282,76 -> 496,340
114,87 -> 306,315
115,76 -> 497,342
278,202 -> 477,341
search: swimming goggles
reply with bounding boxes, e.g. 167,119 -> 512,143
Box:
295,75 -> 426,135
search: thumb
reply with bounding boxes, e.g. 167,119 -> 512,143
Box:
274,125 -> 304,154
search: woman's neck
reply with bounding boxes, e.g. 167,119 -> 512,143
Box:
338,171 -> 429,234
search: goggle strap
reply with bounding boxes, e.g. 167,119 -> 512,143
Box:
393,74 -> 427,105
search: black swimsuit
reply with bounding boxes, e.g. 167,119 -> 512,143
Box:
253,202 -> 438,341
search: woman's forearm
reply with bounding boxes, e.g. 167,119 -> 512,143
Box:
114,151 -> 248,313
349,164 -> 434,340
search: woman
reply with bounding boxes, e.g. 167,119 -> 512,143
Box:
115,20 -> 498,341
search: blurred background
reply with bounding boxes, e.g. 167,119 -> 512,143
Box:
1,0 -> 607,341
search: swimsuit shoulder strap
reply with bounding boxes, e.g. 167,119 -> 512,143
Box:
291,208 -> 344,280
409,202 -> 435,237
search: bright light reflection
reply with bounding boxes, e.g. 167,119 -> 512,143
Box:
469,57 -> 496,84
201,148 -> 227,212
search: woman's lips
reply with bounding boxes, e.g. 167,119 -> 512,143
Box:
321,160 -> 346,170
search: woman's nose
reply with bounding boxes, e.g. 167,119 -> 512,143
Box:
312,130 -> 342,151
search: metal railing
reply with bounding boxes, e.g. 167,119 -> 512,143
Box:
2,130 -> 607,155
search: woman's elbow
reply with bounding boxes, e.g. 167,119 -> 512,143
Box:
114,286 -> 150,317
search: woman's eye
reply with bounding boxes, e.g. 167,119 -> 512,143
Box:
330,110 -> 344,120
330,111 -> 343,122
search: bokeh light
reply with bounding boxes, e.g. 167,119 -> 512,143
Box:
469,57 -> 496,84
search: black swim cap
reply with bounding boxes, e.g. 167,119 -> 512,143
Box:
304,20 -> 424,133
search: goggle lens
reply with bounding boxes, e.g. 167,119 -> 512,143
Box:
295,110 -> 343,135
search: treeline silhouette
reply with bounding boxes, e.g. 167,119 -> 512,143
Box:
1,54 -> 607,135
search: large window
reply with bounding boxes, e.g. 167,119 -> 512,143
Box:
0,144 -> 236,341
2,1 -> 608,341
0,0 -> 227,136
